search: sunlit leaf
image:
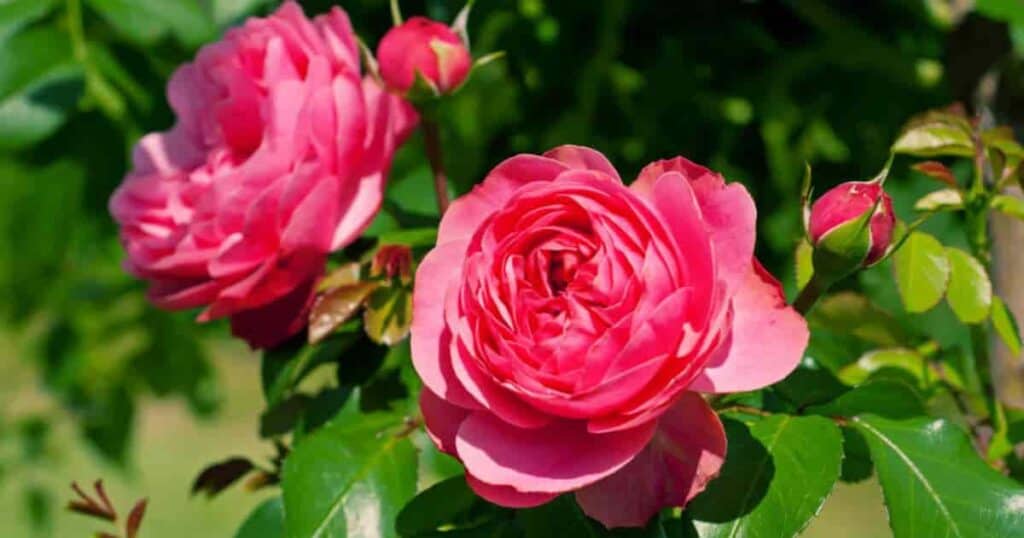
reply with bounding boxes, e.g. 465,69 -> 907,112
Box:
690,415 -> 842,538
911,161 -> 958,187
806,380 -> 925,419
991,194 -> 1024,221
914,189 -> 963,212
364,286 -> 413,345
837,348 -> 930,387
944,247 -> 991,324
854,415 -> 1024,537
308,281 -> 380,345
992,295 -> 1022,356
893,231 -> 950,313
810,292 -> 909,347
794,238 -> 813,291
234,497 -> 285,538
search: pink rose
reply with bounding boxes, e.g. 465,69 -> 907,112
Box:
412,146 -> 808,527
808,180 -> 895,266
376,17 -> 472,94
109,2 -> 417,348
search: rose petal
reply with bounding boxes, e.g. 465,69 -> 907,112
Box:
454,412 -> 656,494
421,388 -> 471,455
543,145 -> 621,182
576,392 -> 726,528
437,155 -> 568,244
689,261 -> 808,393
411,241 -> 479,409
465,474 -> 558,508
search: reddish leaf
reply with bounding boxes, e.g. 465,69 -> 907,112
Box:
125,499 -> 147,538
308,281 -> 380,344
911,161 -> 958,187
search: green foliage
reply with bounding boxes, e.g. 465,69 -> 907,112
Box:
689,416 -> 842,538
894,231 -> 951,313
234,497 -> 285,538
854,416 -> 1024,537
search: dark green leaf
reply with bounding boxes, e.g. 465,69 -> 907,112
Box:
810,292 -> 909,347
262,336 -> 349,406
893,231 -> 950,313
85,0 -> 215,48
839,427 -> 873,483
806,380 -> 925,419
0,0 -> 55,42
396,475 -> 479,537
944,247 -> 991,324
235,497 -> 285,538
853,415 -> 1024,537
689,415 -> 842,538
772,357 -> 849,408
282,411 -> 417,538
260,394 -> 311,438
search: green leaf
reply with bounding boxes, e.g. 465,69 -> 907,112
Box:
282,411 -> 417,538
261,336 -> 349,406
891,109 -> 974,158
810,292 -> 910,347
773,357 -> 849,408
837,348 -> 931,387
806,380 -> 925,419
689,415 -> 843,538
0,0 -> 55,43
853,415 -> 1024,537
794,239 -> 813,291
976,0 -> 1024,26
364,286 -> 413,346
85,0 -> 215,48
396,475 -> 481,537
944,247 -> 992,324
992,295 -> 1023,356
893,231 -> 950,313
235,497 -> 285,538
0,28 -> 84,150
913,189 -> 963,212
991,194 -> 1024,221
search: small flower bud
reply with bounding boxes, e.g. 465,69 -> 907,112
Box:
376,17 -> 471,95
808,180 -> 895,278
371,244 -> 413,283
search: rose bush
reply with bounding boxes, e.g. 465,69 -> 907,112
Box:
412,145 -> 809,527
108,1 -> 416,348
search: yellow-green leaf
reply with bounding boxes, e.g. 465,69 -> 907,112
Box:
364,286 -> 412,345
893,231 -> 950,313
914,189 -> 963,212
991,193 -> 1024,221
992,295 -> 1022,356
944,247 -> 992,324
795,238 -> 813,290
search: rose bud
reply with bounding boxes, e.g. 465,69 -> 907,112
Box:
371,244 -> 413,283
807,180 -> 895,278
376,16 -> 472,95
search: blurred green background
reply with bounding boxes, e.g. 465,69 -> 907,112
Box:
1,0 -> 1022,536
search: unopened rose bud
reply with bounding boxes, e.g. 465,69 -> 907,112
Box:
376,17 -> 471,95
371,244 -> 413,283
808,180 -> 895,278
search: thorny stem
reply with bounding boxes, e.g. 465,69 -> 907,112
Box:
421,117 -> 451,216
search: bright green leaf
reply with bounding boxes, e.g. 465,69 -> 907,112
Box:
690,415 -> 843,538
838,348 -> 931,387
0,0 -> 55,42
992,295 -> 1023,356
944,247 -> 992,324
364,286 -> 413,346
234,497 -> 285,538
893,231 -> 950,313
891,110 -> 974,158
992,194 -> 1024,221
853,415 -> 1024,537
282,411 -> 417,538
914,189 -> 963,212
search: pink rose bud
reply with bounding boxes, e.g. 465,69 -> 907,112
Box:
808,180 -> 895,272
376,16 -> 472,95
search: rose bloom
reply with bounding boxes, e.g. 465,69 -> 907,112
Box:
109,2 -> 416,348
412,146 -> 808,527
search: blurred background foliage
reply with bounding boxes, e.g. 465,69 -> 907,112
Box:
1,0 -> 1023,536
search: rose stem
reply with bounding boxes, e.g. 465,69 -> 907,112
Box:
791,274 -> 829,315
421,117 -> 450,216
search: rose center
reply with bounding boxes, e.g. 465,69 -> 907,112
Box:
547,251 -> 580,294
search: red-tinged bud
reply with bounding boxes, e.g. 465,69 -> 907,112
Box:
376,17 -> 471,95
371,244 -> 413,283
808,180 -> 895,270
